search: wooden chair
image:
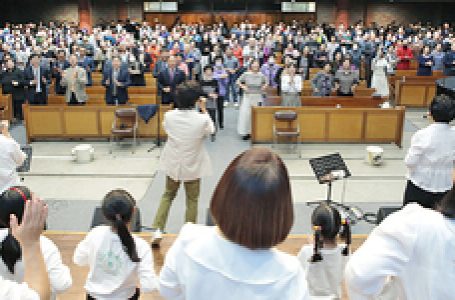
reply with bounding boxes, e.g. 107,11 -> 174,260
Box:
273,110 -> 300,154
110,108 -> 139,154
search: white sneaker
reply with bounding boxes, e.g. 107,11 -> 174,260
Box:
151,229 -> 163,246
234,102 -> 239,107
223,101 -> 229,107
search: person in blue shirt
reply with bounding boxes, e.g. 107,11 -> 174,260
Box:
417,46 -> 434,76
431,44 -> 445,72
78,47 -> 95,85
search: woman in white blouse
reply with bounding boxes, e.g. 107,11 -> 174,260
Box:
0,186 -> 72,300
0,121 -> 26,194
345,187 -> 455,300
281,63 -> 303,107
0,193 -> 50,300
403,95 -> 455,208
74,189 -> 158,299
159,147 -> 311,300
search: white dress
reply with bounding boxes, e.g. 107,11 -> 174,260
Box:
371,58 -> 390,97
237,71 -> 267,136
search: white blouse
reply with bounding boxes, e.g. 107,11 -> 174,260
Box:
159,223 -> 311,300
0,229 -> 72,299
405,123 -> 455,193
297,244 -> 347,299
0,278 -> 39,300
0,135 -> 26,194
281,74 -> 303,93
73,226 -> 158,300
345,204 -> 455,300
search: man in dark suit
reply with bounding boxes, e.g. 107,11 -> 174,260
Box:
102,56 -> 131,105
158,55 -> 185,106
443,43 -> 455,76
24,54 -> 51,105
52,50 -> 70,95
1,59 -> 25,120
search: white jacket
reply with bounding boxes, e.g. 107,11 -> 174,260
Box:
159,109 -> 215,181
0,135 -> 26,194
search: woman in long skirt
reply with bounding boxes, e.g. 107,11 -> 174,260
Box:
371,50 -> 390,97
237,59 -> 267,140
281,64 -> 302,107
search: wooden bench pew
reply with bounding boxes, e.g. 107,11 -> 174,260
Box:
48,94 -> 157,106
23,103 -> 171,143
0,94 -> 13,121
264,95 -> 385,108
86,86 -> 157,95
251,106 -> 405,147
91,72 -> 156,86
395,79 -> 438,107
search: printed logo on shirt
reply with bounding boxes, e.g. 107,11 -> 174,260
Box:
96,250 -> 124,276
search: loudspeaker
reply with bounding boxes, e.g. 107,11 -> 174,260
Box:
376,206 -> 401,225
91,206 -> 142,232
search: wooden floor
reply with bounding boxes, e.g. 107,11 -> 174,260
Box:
45,232 -> 368,300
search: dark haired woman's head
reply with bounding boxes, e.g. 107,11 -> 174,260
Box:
210,147 -> 293,250
310,203 -> 351,262
0,186 -> 32,274
429,95 -> 455,124
175,81 -> 203,109
102,189 -> 140,262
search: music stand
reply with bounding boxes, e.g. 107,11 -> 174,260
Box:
307,153 -> 351,209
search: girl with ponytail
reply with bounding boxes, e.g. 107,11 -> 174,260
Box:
73,189 -> 158,300
297,203 -> 351,299
0,186 -> 72,299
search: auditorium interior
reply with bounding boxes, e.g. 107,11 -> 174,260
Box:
0,0 -> 454,299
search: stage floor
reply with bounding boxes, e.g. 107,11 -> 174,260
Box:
9,108 -> 432,234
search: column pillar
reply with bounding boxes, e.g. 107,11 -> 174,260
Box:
79,0 -> 92,32
335,0 -> 349,26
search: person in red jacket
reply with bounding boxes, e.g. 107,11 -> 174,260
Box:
396,40 -> 414,70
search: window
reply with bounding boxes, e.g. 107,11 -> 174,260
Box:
281,2 -> 316,13
144,2 -> 178,12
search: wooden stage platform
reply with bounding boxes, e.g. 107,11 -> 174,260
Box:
45,231 -> 368,300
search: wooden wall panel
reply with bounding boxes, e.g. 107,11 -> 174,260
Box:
298,112 -> 326,141
64,110 -> 99,135
144,12 -> 316,27
365,113 -> 400,140
328,112 -> 363,141
28,110 -> 64,136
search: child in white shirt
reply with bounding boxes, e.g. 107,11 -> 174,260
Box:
73,189 -> 158,299
0,186 -> 72,300
297,203 -> 351,299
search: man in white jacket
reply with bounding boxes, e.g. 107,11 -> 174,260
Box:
151,82 -> 215,245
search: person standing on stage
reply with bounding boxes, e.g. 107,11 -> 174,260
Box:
237,59 -> 267,140
61,54 -> 88,105
151,82 -> 215,246
403,95 -> 455,209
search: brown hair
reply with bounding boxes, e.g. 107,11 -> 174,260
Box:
210,147 -> 294,249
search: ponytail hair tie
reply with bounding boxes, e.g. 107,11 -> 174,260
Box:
9,187 -> 28,203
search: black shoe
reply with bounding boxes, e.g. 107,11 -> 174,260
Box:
219,125 -> 224,130
211,134 -> 216,142
242,134 -> 251,141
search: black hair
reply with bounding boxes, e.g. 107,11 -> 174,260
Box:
175,81 -> 203,109
437,188 -> 455,218
203,65 -> 213,72
310,203 -> 351,263
430,95 -> 455,123
0,186 -> 32,274
102,189 -> 140,263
